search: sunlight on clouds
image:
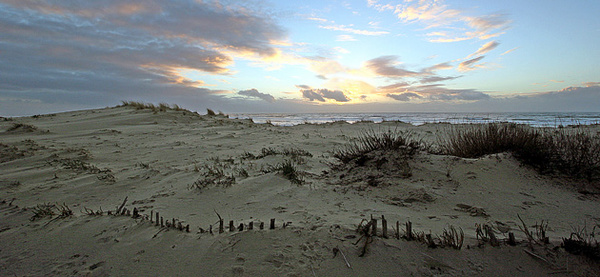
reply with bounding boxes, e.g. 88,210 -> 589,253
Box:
457,56 -> 486,72
389,0 -> 510,43
466,41 -> 499,59
501,47 -> 519,56
319,24 -> 389,36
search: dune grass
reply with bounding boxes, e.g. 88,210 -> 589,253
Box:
332,129 -> 420,164
268,160 -> 304,185
119,101 -> 192,113
440,123 -> 600,182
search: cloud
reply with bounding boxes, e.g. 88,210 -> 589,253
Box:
458,56 -> 486,72
501,47 -> 518,56
307,57 -> 348,76
300,88 -> 350,102
307,17 -> 328,22
386,84 -> 491,102
379,82 -> 411,91
365,56 -> 420,78
420,76 -> 459,83
334,46 -> 350,54
467,41 -> 500,58
422,62 -> 453,73
386,92 -> 422,101
0,0 -> 286,114
320,24 -> 389,36
238,89 -> 275,103
391,0 -> 510,43
336,35 -> 357,41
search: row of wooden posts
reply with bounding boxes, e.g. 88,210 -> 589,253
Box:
363,215 -> 517,246
107,197 -> 291,235
146,210 -> 285,234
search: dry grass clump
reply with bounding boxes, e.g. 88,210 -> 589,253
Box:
30,202 -> 73,221
190,165 -> 236,190
6,123 -> 38,132
206,108 -> 227,117
119,101 -> 192,113
562,224 -> 600,261
441,123 -> 600,182
333,129 -> 419,163
328,129 -> 420,186
268,160 -> 304,185
439,225 -> 465,249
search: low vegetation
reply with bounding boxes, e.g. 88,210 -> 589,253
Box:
562,224 -> 600,261
329,129 -> 421,186
30,202 -> 73,221
6,123 -> 37,132
266,160 -> 304,185
440,123 -> 600,182
332,129 -> 419,164
119,101 -> 192,113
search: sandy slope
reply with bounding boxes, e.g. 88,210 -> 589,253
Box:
1,106 -> 599,276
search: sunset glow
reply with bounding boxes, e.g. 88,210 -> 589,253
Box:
1,0 -> 599,115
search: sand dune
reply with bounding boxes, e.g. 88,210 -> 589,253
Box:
1,106 -> 599,276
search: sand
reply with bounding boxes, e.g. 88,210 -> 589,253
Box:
1,106 -> 599,276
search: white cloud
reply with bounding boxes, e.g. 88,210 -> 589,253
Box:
336,35 -> 357,41
320,24 -> 389,36
466,41 -> 500,58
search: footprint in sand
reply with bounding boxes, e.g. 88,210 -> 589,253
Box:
231,254 -> 245,276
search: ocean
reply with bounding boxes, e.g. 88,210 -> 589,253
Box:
230,112 -> 600,127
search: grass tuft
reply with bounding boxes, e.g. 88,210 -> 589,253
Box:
7,123 -> 37,132
440,123 -> 600,182
562,224 -> 600,261
332,129 -> 419,163
268,160 -> 304,185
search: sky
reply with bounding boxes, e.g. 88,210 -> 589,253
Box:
1,0 -> 599,116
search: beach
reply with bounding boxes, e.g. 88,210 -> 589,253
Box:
1,105 -> 599,276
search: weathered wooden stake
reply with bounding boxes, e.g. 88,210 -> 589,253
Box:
406,221 -> 413,240
249,221 -> 254,230
381,215 -> 388,239
186,224 -> 190,233
151,210 -> 154,222
156,212 -> 160,226
160,217 -> 164,227
371,218 -> 377,237
270,218 -> 275,230
178,222 -> 183,231
238,223 -> 244,231
396,221 -> 400,239
259,222 -> 265,230
219,219 -> 224,234
172,218 -> 176,228
508,232 -> 516,246
132,208 -> 139,218
229,220 -> 235,232
485,225 -> 499,246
